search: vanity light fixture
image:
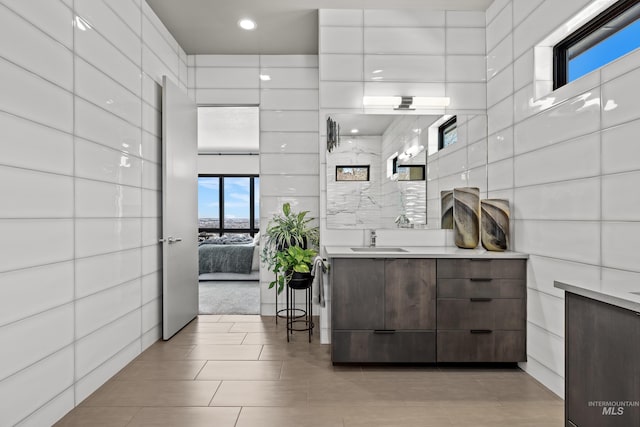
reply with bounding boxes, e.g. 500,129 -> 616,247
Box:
363,96 -> 451,109
238,18 -> 257,30
411,96 -> 451,107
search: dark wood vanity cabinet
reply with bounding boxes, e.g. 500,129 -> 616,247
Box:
436,259 -> 526,363
331,256 -> 527,364
331,258 -> 436,363
565,292 -> 640,427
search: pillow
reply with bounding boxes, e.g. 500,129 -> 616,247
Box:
253,232 -> 260,246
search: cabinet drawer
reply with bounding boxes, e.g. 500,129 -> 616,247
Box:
332,331 -> 436,363
437,330 -> 526,362
437,279 -> 525,299
437,259 -> 526,279
437,299 -> 525,330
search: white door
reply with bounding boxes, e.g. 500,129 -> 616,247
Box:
161,76 -> 198,340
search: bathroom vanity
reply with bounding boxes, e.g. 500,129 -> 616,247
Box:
326,247 -> 528,364
555,279 -> 640,427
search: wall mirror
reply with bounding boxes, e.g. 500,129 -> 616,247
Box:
326,113 -> 488,230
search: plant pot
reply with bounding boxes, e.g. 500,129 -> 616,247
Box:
288,271 -> 312,289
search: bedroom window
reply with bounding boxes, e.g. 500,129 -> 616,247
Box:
554,0 -> 640,88
198,175 -> 259,237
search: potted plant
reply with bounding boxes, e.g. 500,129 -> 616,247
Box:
272,245 -> 317,293
261,202 -> 319,293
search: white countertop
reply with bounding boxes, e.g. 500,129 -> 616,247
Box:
554,279 -> 640,313
324,246 -> 529,259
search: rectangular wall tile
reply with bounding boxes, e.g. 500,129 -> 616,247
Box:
75,218 -> 142,258
0,5 -> 73,90
365,28 -> 445,55
0,220 -> 73,273
0,166 -> 73,218
0,57 -> 73,133
76,279 -> 141,338
0,347 -> 73,427
0,304 -> 74,381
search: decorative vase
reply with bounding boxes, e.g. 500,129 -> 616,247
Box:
453,187 -> 480,249
440,190 -> 453,229
481,199 -> 510,252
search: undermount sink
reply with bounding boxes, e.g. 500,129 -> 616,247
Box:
351,247 -> 408,252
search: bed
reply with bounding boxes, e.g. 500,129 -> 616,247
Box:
198,234 -> 260,281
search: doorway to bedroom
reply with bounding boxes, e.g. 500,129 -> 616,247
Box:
197,106 -> 260,315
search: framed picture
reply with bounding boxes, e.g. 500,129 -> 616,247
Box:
397,165 -> 425,181
336,165 -> 370,181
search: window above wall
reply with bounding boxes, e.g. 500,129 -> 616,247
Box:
438,116 -> 457,151
554,0 -> 640,89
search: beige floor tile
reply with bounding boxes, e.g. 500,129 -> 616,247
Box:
211,380 -> 308,407
181,321 -> 234,333
196,314 -> 222,322
114,360 -> 206,381
196,360 -> 283,380
219,314 -> 267,323
82,380 -> 220,407
259,343 -> 330,361
134,343 -> 195,361
58,315 -> 564,426
127,407 -> 240,426
280,359 -> 363,382
242,332 -> 285,345
54,407 -> 140,426
168,332 -> 247,345
342,406 -> 453,427
235,407 -> 345,427
186,344 -> 263,360
361,365 -> 441,381
229,322 -> 279,333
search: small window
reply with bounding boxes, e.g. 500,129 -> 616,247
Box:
438,116 -> 457,150
397,165 -> 425,181
336,165 -> 370,181
554,0 -> 640,89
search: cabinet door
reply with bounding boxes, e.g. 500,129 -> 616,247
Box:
385,258 -> 436,330
332,258 -> 384,330
566,293 -> 640,427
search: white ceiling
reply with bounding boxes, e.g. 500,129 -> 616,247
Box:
145,0 -> 494,55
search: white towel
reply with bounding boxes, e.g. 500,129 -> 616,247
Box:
311,256 -> 327,307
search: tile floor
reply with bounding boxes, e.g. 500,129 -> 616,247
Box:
56,315 -> 564,426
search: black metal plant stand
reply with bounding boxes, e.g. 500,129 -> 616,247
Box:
286,274 -> 314,343
275,273 -> 304,324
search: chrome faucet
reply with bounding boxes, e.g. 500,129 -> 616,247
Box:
369,230 -> 377,247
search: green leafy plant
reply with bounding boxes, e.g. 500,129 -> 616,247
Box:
261,202 -> 319,293
271,245 -> 317,293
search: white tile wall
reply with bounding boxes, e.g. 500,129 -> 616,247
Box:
486,0 -> 640,398
0,0 -> 184,424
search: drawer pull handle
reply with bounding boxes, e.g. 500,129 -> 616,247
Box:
470,298 -> 493,302
373,329 -> 396,334
469,259 -> 491,262
470,278 -> 492,282
470,329 -> 493,334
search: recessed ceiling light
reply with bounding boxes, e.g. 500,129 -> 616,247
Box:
238,18 -> 256,30
350,129 -> 359,134
372,69 -> 383,74
259,74 -> 271,81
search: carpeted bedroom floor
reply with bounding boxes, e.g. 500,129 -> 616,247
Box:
198,280 -> 260,315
